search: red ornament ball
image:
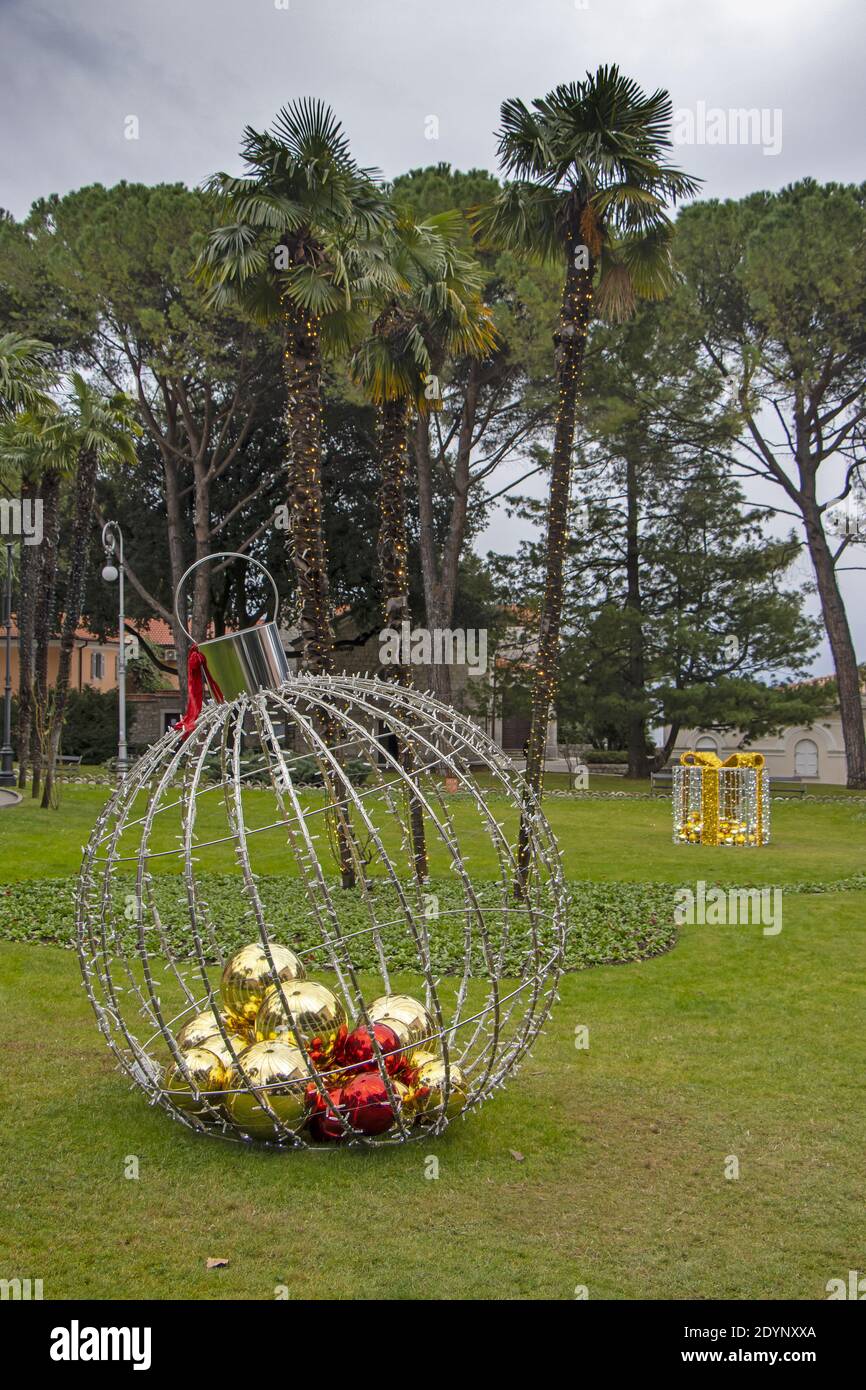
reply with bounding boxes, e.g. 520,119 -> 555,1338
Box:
342,1072 -> 403,1136
306,1085 -> 346,1143
340,1022 -> 404,1076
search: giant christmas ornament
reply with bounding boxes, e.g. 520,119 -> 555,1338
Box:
76,555 -> 567,1148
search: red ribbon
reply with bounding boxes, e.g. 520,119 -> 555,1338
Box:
173,646 -> 224,736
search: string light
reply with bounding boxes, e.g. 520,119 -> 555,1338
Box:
282,300 -> 334,678
518,228 -> 594,883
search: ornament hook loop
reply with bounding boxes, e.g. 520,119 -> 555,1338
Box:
174,551 -> 280,644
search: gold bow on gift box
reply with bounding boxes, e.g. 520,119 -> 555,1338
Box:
678,750 -> 766,847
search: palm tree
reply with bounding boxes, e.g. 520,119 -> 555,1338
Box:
0,333 -> 55,420
351,211 -> 497,879
474,66 -> 699,880
198,101 -> 398,890
197,99 -> 396,676
37,376 -> 140,807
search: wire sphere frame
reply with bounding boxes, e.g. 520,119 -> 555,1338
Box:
76,674 -> 568,1148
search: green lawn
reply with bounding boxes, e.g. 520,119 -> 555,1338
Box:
1,781 -> 864,1299
3,777 -> 864,884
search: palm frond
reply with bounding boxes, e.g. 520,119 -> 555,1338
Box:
487,64 -> 701,261
615,222 -> 677,300
471,182 -> 563,263
199,102 -> 393,334
496,97 -> 554,179
0,333 -> 57,420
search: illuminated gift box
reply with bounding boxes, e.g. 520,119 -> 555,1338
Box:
672,751 -> 770,847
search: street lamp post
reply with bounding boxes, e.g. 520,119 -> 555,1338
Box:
0,541 -> 14,787
101,521 -> 127,777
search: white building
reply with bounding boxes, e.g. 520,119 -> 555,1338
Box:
669,682 -> 866,786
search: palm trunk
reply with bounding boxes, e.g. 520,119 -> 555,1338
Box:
283,295 -> 354,886
283,301 -> 334,675
30,469 -> 61,798
379,396 -> 427,881
15,479 -> 38,788
41,448 -> 98,808
803,502 -> 866,788
624,454 -> 650,779
517,235 -> 593,886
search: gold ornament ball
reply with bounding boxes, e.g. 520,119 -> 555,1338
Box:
176,1007 -> 245,1053
220,942 -> 306,1027
164,1047 -> 226,1115
225,1040 -> 310,1139
198,1031 -> 248,1071
255,980 -> 347,1065
366,995 -> 435,1063
408,1047 -> 439,1074
413,1058 -> 467,1122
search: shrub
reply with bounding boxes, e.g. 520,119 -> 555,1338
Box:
59,685 -> 126,763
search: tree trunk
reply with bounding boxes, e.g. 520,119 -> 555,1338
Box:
414,417 -> 451,702
15,478 -> 38,788
411,366 -> 479,706
378,396 -> 427,881
517,234 -> 594,885
283,302 -> 334,676
802,502 -> 866,788
163,455 -> 190,707
191,460 -> 211,642
378,398 -> 413,640
655,721 -> 680,771
283,297 -> 354,886
624,453 -> 650,780
41,448 -> 99,808
29,469 -> 61,798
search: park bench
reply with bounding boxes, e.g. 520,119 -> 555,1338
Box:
57,754 -> 83,766
650,769 -> 807,797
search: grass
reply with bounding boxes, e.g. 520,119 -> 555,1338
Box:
1,779 -> 864,1299
2,777 -> 865,884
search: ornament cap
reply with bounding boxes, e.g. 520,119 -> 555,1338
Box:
174,552 -> 289,699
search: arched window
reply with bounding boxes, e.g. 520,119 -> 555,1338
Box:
794,738 -> 819,778
695,735 -> 718,753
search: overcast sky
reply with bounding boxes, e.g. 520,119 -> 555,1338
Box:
1,0 -> 864,670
